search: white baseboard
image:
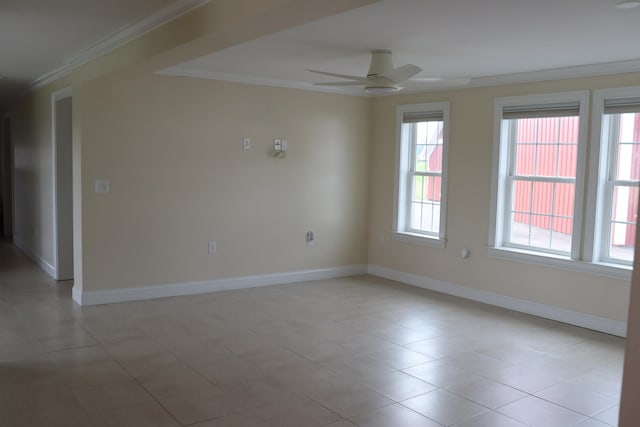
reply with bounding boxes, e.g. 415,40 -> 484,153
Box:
13,238 -> 56,279
74,264 -> 367,306
368,264 -> 627,337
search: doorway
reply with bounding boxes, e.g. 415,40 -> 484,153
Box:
0,115 -> 13,240
52,88 -> 73,280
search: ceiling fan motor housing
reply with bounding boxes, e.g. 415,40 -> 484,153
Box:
367,50 -> 394,77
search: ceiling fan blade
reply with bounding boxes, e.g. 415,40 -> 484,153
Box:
306,69 -> 367,82
313,81 -> 366,87
380,64 -> 422,83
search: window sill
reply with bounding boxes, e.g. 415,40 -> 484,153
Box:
487,246 -> 632,280
392,231 -> 446,249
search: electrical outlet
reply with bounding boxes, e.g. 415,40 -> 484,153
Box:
242,137 -> 251,150
306,231 -> 315,247
208,241 -> 217,254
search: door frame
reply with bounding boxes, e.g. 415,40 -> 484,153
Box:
52,86 -> 73,280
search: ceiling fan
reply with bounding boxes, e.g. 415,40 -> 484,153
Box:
307,50 -> 469,94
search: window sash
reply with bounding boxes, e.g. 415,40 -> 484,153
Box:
598,110 -> 640,265
499,107 -> 583,256
395,102 -> 449,243
406,122 -> 443,236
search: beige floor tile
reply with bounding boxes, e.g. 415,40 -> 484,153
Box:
0,243 -> 627,427
366,346 -> 434,370
307,382 -> 395,418
189,412 -> 266,427
483,363 -> 565,393
446,351 -> 514,376
405,336 -> 473,358
402,359 -> 469,387
158,385 -> 247,425
401,389 -> 488,426
451,410 -> 527,426
136,364 -> 215,399
349,403 -> 442,427
72,378 -> 155,413
497,395 -> 589,427
360,370 -> 438,402
445,374 -> 527,409
322,420 -> 358,427
253,396 -> 342,426
592,404 -> 619,426
368,325 -> 441,346
573,418 -> 616,426
89,401 -> 179,427
535,381 -> 618,416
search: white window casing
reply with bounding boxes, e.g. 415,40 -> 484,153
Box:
393,102 -> 450,248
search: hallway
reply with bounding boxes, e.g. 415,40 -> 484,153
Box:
0,242 -> 626,426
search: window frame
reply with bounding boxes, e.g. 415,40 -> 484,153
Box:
393,102 -> 450,248
585,87 -> 640,268
489,91 -> 593,269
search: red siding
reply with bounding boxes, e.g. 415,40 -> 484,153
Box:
513,117 -> 578,235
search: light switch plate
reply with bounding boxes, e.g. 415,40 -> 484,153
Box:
95,179 -> 109,193
242,137 -> 251,150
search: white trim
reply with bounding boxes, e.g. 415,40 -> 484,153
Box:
393,102 -> 450,243
391,232 -> 446,248
73,264 -> 367,306
487,246 -> 631,280
587,86 -> 640,266
27,0 -> 211,92
13,238 -> 56,278
51,87 -> 73,281
155,67 -> 369,97
489,91 -> 590,258
367,264 -> 627,337
470,59 -> 640,89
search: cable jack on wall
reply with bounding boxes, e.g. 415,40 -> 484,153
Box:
273,138 -> 288,158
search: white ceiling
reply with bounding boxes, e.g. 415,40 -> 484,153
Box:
0,0 -> 179,103
2,0 -> 639,104
160,0 -> 640,96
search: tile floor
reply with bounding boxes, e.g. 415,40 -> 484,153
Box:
0,241 -> 625,426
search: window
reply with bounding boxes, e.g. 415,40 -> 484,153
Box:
394,102 -> 449,247
491,89 -> 640,278
490,92 -> 590,264
589,88 -> 640,267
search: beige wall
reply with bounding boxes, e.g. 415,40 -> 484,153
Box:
11,78 -> 71,266
80,74 -> 370,291
368,73 -> 640,322
5,0 -> 378,290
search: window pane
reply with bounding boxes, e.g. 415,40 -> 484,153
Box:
553,183 -> 575,232
510,213 -> 531,246
410,175 -> 441,234
414,121 -> 443,173
607,185 -> 639,262
557,143 -> 577,178
550,218 -> 573,253
512,116 -> 579,178
509,180 -> 574,254
515,142 -> 535,175
512,180 -> 532,216
531,182 -> 553,215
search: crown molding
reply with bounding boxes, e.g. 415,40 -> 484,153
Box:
27,0 -> 211,92
156,66 -> 370,97
470,59 -> 640,88
158,58 -> 640,97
